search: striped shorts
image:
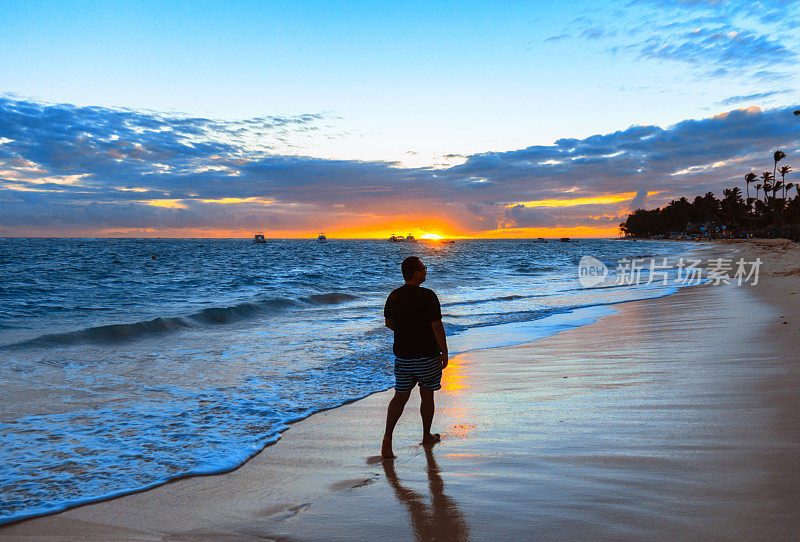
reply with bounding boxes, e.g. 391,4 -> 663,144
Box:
394,355 -> 442,392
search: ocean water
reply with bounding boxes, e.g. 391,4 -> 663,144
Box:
0,238 -> 704,524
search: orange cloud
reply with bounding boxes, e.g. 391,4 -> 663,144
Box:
198,197 -> 274,205
712,105 -> 761,119
142,199 -> 188,209
507,191 -> 663,208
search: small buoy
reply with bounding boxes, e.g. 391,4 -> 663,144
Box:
151,254 -> 156,259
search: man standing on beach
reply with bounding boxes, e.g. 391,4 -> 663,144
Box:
382,256 -> 448,458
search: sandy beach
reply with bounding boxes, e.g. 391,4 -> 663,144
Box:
2,238 -> 799,541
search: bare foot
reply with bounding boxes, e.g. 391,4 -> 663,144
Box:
381,436 -> 395,458
421,433 -> 441,446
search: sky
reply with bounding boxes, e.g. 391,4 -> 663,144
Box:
1,0 -> 799,238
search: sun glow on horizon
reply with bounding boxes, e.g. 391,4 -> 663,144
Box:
420,233 -> 443,239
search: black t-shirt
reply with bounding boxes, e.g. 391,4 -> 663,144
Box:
384,284 -> 443,359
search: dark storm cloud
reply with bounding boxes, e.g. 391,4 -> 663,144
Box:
2,96 -> 799,234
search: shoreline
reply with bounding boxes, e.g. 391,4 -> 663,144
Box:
0,239 -> 703,525
2,238 -> 798,540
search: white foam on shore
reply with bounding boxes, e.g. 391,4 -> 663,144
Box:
448,281 -> 700,354
450,305 -> 619,354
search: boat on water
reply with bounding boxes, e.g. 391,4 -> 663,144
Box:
560,237 -> 571,242
253,233 -> 266,243
388,233 -> 416,242
533,237 -> 548,243
317,232 -> 327,243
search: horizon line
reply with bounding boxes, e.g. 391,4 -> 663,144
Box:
0,236 -> 628,240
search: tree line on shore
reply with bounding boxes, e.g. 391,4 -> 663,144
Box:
619,150 -> 800,240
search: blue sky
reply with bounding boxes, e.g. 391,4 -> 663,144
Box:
1,0 -> 799,236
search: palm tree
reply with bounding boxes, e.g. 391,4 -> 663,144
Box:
770,152 -> 787,229
779,165 -> 792,198
761,171 -> 774,204
768,177 -> 786,227
760,170 -> 778,227
722,187 -> 744,229
753,183 -> 763,228
744,172 -> 756,202
722,187 -> 741,200
773,150 -> 786,186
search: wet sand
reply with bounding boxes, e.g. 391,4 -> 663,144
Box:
2,239 -> 799,541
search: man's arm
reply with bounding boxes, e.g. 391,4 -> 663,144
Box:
431,320 -> 448,369
385,317 -> 395,331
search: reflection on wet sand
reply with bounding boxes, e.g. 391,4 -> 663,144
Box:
440,354 -> 470,393
439,355 -> 477,443
383,448 -> 469,542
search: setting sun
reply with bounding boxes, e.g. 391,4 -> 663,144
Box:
420,233 -> 443,240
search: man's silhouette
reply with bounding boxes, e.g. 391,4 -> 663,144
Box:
382,256 -> 448,458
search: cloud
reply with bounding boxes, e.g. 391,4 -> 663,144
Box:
543,33 -> 570,42
556,0 -> 800,84
442,105 -> 800,219
581,26 -> 615,40
715,90 -> 790,105
2,97 -> 799,236
504,205 -> 559,228
636,26 -> 797,75
629,189 -> 649,210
